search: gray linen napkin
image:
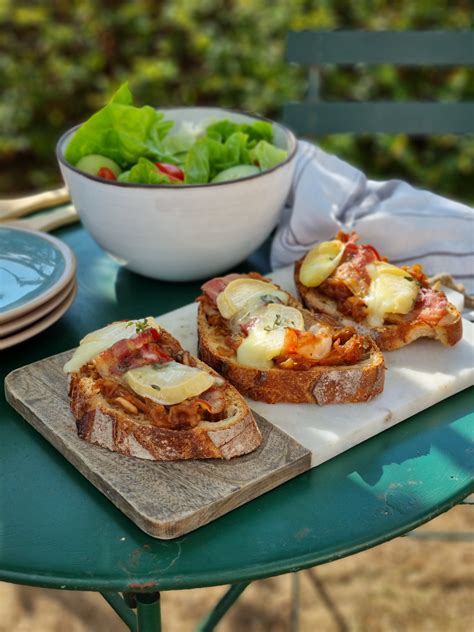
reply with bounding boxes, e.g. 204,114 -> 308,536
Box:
271,141 -> 474,301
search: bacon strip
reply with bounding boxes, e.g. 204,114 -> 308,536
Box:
167,387 -> 226,429
326,243 -> 380,297
201,274 -> 243,302
201,271 -> 267,303
412,287 -> 449,326
196,386 -> 226,414
94,328 -> 171,378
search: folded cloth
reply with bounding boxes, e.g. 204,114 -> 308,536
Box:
271,141 -> 474,299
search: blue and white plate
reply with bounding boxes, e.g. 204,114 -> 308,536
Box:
0,226 -> 76,325
0,283 -> 77,350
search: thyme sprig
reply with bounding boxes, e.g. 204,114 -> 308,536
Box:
127,318 -> 150,334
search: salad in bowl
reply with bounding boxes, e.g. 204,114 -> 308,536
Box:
64,82 -> 289,186
57,84 -> 297,281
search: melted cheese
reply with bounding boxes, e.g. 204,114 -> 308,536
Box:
63,317 -> 160,373
124,362 -> 215,406
216,279 -> 288,320
257,304 -> 305,332
364,262 -> 418,327
236,304 -> 304,370
299,240 -> 346,287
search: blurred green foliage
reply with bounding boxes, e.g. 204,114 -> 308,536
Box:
0,0 -> 472,201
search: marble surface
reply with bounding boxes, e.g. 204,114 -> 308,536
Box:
157,266 -> 474,467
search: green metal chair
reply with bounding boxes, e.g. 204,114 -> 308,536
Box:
250,30 -> 474,273
282,29 -> 474,546
283,30 -> 474,135
281,33 -> 473,629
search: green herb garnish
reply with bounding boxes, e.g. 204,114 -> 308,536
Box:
151,384 -> 161,391
126,318 -> 150,334
152,362 -> 170,370
260,294 -> 285,306
264,314 -> 292,331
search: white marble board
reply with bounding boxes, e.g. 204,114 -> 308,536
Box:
157,266 -> 474,467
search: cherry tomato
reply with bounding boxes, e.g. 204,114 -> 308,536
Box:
364,244 -> 381,260
344,242 -> 358,256
345,242 -> 380,261
155,162 -> 185,181
97,167 -> 117,181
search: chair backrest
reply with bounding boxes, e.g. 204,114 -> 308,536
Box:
282,30 -> 474,135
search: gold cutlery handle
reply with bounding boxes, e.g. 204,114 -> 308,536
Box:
0,186 -> 70,220
5,204 -> 79,232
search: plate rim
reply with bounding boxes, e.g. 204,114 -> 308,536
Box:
0,283 -> 77,350
0,225 -> 76,324
0,278 -> 76,338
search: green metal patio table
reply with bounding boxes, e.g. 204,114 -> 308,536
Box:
1,224 -> 473,631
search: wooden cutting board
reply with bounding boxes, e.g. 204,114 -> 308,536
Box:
5,351 -> 311,539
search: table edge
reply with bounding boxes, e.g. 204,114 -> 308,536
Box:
1,480 -> 471,593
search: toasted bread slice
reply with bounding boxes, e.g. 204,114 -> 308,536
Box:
67,326 -> 262,460
294,253 -> 463,352
197,276 -> 385,405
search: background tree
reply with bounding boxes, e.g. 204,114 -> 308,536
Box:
0,0 -> 472,201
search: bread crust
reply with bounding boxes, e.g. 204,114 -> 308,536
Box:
197,297 -> 385,405
294,258 -> 463,351
67,331 -> 262,460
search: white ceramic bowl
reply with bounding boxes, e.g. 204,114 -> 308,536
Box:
57,107 -> 297,281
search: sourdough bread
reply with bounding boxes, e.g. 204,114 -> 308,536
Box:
67,328 -> 262,460
294,258 -> 463,351
197,281 -> 385,405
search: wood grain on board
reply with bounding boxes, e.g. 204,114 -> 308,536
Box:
5,350 -> 311,539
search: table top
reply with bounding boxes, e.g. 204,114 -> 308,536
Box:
1,224 -> 472,593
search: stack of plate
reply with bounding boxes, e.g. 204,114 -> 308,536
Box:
0,226 -> 76,350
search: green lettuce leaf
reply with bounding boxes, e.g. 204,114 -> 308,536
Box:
183,139 -> 212,184
65,85 -> 284,183
205,118 -> 273,147
184,132 -> 254,184
239,121 -> 273,147
118,157 -> 176,184
205,119 -> 239,142
162,129 -> 198,157
64,83 -> 174,168
224,132 -> 252,167
109,82 -> 133,105
250,140 -> 287,170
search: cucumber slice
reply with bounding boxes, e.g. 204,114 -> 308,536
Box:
75,155 -> 122,177
211,165 -> 260,183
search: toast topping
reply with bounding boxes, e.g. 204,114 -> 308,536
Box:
364,262 -> 418,327
124,362 -> 216,406
200,275 -> 369,370
94,327 -> 172,378
299,232 -> 456,331
65,320 -> 224,413
235,304 -> 305,369
413,287 -> 451,326
201,273 -> 245,302
210,278 -> 339,369
216,278 -> 289,320
64,318 -> 161,373
299,239 -> 346,287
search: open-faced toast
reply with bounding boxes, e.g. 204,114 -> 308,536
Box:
197,274 -> 385,404
64,318 -> 262,460
294,232 -> 463,351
